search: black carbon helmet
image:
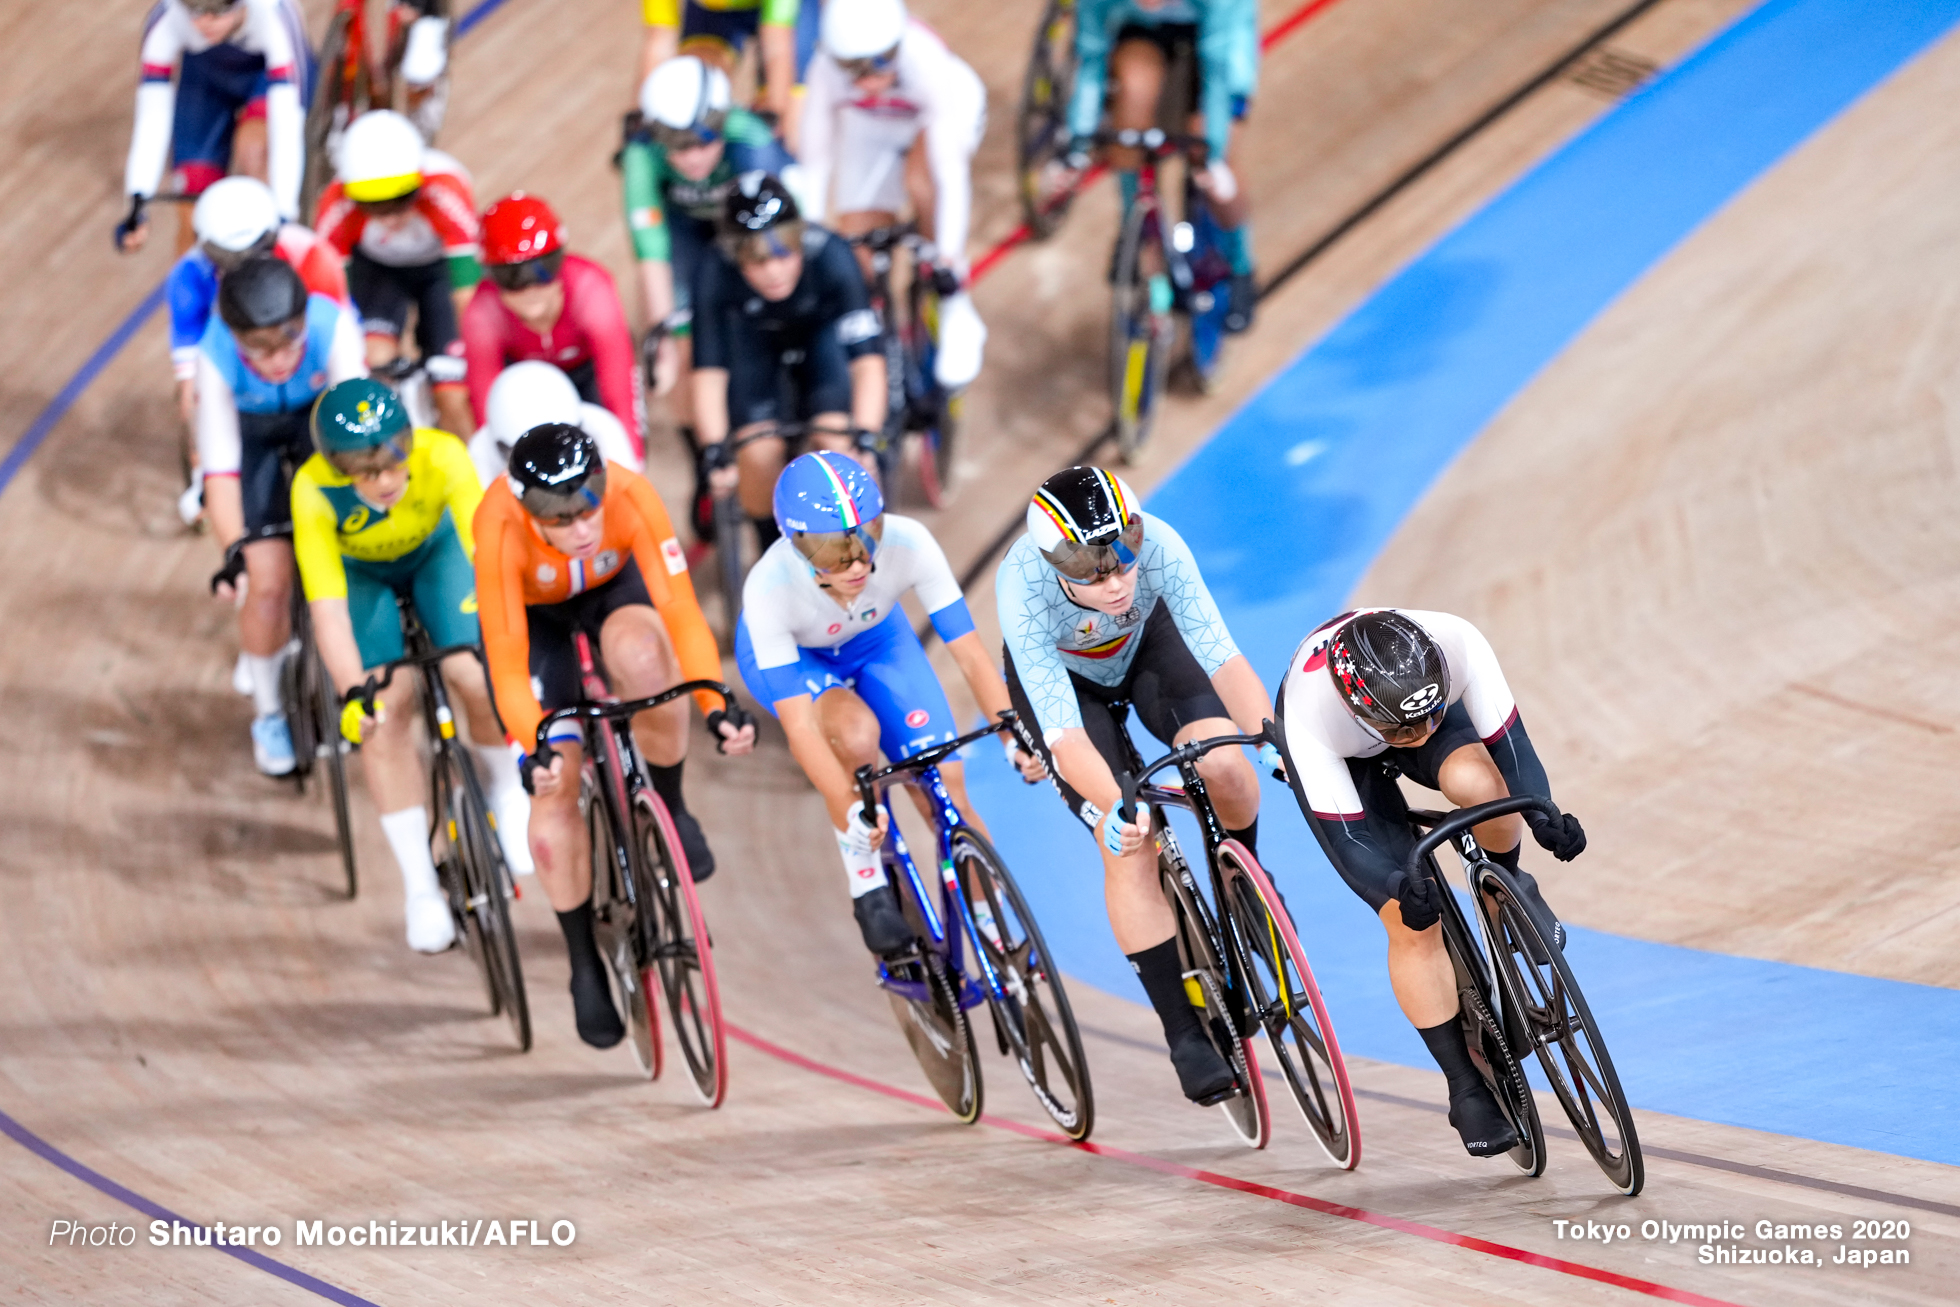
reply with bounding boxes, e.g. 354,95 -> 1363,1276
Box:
717,170 -> 801,261
1325,610 -> 1451,730
217,254 -> 308,332
508,422 -> 607,521
1026,465 -> 1144,582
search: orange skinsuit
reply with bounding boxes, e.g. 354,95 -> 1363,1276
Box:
473,462 -> 723,750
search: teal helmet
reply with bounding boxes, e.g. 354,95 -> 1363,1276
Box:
311,378 -> 411,472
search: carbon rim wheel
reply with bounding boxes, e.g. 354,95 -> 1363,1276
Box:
1015,0 -> 1079,238
587,767 -> 660,1079
1478,866 -> 1643,1195
885,947 -> 982,1123
634,792 -> 726,1107
309,648 -> 357,898
432,760 -> 497,1015
1110,200 -> 1170,463
712,495 -> 747,646
909,277 -> 960,507
301,10 -> 352,221
951,828 -> 1092,1140
1164,860 -> 1268,1149
1219,844 -> 1359,1168
453,752 -> 530,1050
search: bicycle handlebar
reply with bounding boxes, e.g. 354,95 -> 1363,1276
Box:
1403,796 -> 1562,878
531,678 -> 737,756
852,710 -> 1020,825
351,643 -> 486,715
1090,127 -> 1204,156
1114,719 -> 1277,825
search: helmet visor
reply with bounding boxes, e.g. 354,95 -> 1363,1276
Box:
839,46 -> 901,79
649,112 -> 727,153
1039,515 -> 1143,583
326,430 -> 412,478
1366,706 -> 1446,748
236,317 -> 307,359
791,516 -> 884,572
519,464 -> 608,524
488,250 -> 564,291
352,186 -> 422,215
718,221 -> 803,266
203,229 -> 277,273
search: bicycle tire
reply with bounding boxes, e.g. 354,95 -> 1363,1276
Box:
908,276 -> 960,508
1434,862 -> 1544,1176
302,10 -> 353,222
950,827 -> 1092,1140
885,946 -> 983,1123
586,754 -> 662,1079
1161,856 -> 1269,1149
1476,864 -> 1643,1195
432,756 -> 498,1014
309,645 -> 358,898
1110,198 -> 1172,463
449,750 -> 531,1050
1218,843 -> 1359,1169
1015,0 -> 1079,238
712,494 -> 747,646
633,790 -> 727,1107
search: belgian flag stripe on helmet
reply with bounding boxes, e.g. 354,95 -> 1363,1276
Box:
1034,467 -> 1129,543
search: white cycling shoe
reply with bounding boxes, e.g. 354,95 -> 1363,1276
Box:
405,891 -> 456,954
251,713 -> 295,777
493,788 -> 534,876
934,291 -> 987,390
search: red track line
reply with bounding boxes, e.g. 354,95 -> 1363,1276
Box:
726,1023 -> 1750,1307
968,0 -> 1352,287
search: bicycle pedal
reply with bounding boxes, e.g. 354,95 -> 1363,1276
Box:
1194,1083 -> 1240,1108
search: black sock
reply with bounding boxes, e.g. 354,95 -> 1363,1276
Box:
752,515 -> 781,549
1485,842 -> 1521,873
556,903 -> 605,983
1128,937 -> 1203,1047
1417,1017 -> 1482,1098
1225,818 -> 1258,858
646,760 -> 687,815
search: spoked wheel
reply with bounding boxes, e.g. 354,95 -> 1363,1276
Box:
633,791 -> 726,1107
1218,844 -> 1358,1168
712,494 -> 748,646
1164,861 -> 1269,1149
883,947 -> 983,1124
1478,865 -> 1643,1194
449,753 -> 530,1050
586,771 -> 662,1079
301,9 -> 353,221
1110,199 -> 1173,463
950,828 -> 1093,1140
1016,0 -> 1080,238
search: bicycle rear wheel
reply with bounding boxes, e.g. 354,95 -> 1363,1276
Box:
1163,857 -> 1269,1148
712,495 -> 747,646
884,948 -> 983,1124
1478,864 -> 1643,1194
448,750 -> 530,1051
1435,868 -> 1544,1176
1015,0 -> 1079,238
1219,844 -> 1358,1168
586,760 -> 662,1079
1110,199 -> 1173,463
951,828 -> 1092,1140
633,790 -> 726,1107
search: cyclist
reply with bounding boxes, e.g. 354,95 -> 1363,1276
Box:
1275,608 -> 1585,1158
636,0 -> 807,136
294,379 -> 531,950
738,452 -> 1045,954
313,109 -> 480,437
691,172 -> 887,551
996,466 -> 1278,1105
463,192 -> 642,462
469,361 -> 637,493
116,0 -> 312,255
622,57 -> 792,438
1063,0 -> 1260,333
197,256 -> 365,775
474,424 -> 756,1047
799,0 -> 988,389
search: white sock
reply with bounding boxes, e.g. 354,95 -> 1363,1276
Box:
243,649 -> 288,718
474,743 -> 533,874
380,807 -> 440,900
838,827 -> 889,899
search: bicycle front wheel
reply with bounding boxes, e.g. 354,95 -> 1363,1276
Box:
1478,864 -> 1643,1195
304,644 -> 357,898
633,790 -> 726,1107
885,947 -> 983,1124
1219,845 -> 1358,1167
586,760 -> 662,1079
449,750 -> 531,1051
1435,864 -> 1544,1177
712,495 -> 747,646
908,276 -> 961,508
1162,857 -> 1269,1149
951,828 -> 1093,1141
1110,200 -> 1172,463
1015,0 -> 1079,237
301,9 -> 352,221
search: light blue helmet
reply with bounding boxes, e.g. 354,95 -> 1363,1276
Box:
773,451 -> 885,570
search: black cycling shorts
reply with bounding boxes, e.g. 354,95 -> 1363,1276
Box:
346,250 -> 462,378
1003,599 -> 1229,830
725,323 -> 854,430
524,557 -> 655,719
1320,699 -> 1487,911
237,408 -> 314,535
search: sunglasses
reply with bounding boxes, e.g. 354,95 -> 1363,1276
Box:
326,432 -> 412,478
649,120 -> 725,153
488,250 -> 564,291
839,47 -> 899,79
1370,709 -> 1444,748
536,503 -> 601,528
184,0 -> 242,15
237,319 -> 306,357
794,522 -> 882,573
354,190 -> 421,218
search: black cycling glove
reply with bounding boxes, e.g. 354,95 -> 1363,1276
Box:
1525,810 -> 1586,862
705,704 -> 755,754
1390,868 -> 1444,932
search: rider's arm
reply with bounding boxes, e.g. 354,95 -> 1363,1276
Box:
1144,520 -> 1268,732
756,3 -> 799,118
421,173 -> 485,296
282,226 -> 353,304
690,263 -> 732,444
813,235 -> 886,430
291,465 -> 364,692
621,140 -> 675,324
637,0 -> 680,86
916,44 -> 985,273
428,429 -> 486,550
1065,0 -> 1119,150
796,58 -> 845,222
1414,609 -> 1552,802
459,285 -> 504,428
619,470 -> 725,717
1195,0 -> 1250,163
167,255 -> 216,383
566,259 -> 644,457
244,1 -> 306,217
327,303 -> 368,382
194,350 -> 244,545
124,12 -> 184,203
471,493 -> 546,748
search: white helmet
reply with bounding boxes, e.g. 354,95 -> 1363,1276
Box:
192,176 -> 280,256
485,361 -> 583,451
337,110 -> 425,203
822,0 -> 907,63
639,56 -> 732,131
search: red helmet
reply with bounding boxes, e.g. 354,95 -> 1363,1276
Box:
480,192 -> 564,266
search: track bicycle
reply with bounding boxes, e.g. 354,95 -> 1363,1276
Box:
353,605 -> 531,1049
304,0 -> 454,218
852,712 -> 1093,1138
1015,0 -> 1080,238
846,223 -> 963,507
1404,798 -> 1643,1194
1111,706 -> 1359,1164
534,647 -> 735,1105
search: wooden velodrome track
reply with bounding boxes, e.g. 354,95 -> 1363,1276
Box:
2,0 -> 1954,1302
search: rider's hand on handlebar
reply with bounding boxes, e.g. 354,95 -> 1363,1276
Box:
1256,741 -> 1287,783
1002,732 -> 1047,783
839,803 -> 888,853
114,197 -> 149,253
706,704 -> 757,756
521,746 -> 568,798
210,541 -> 249,604
338,688 -> 383,745
1525,809 -> 1586,862
1098,803 -> 1149,857
1193,158 -> 1238,204
1389,869 -> 1444,932
699,440 -> 739,494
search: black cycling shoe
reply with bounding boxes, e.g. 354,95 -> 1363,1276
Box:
669,806 -> 715,882
1509,869 -> 1565,963
1222,272 -> 1258,334
570,970 -> 625,1049
1169,1027 -> 1237,1105
1447,1077 -> 1521,1157
853,885 -> 915,957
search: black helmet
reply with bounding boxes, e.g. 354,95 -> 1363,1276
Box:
1326,611 -> 1451,731
717,171 -> 802,262
1026,466 -> 1144,582
217,255 -> 308,333
509,422 -> 607,522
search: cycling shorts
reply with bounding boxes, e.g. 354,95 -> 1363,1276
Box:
666,212 -> 714,323
342,516 -> 479,670
172,44 -> 268,191
725,324 -> 853,429
678,2 -> 761,58
1002,598 -> 1228,831
1111,23 -> 1249,125
238,408 -> 314,534
735,610 -> 958,762
346,250 -> 465,384
523,557 -> 657,745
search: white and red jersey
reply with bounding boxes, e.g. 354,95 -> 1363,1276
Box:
798,19 -> 986,274
313,151 -> 480,268
125,0 -> 310,216
1278,609 -> 1522,821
